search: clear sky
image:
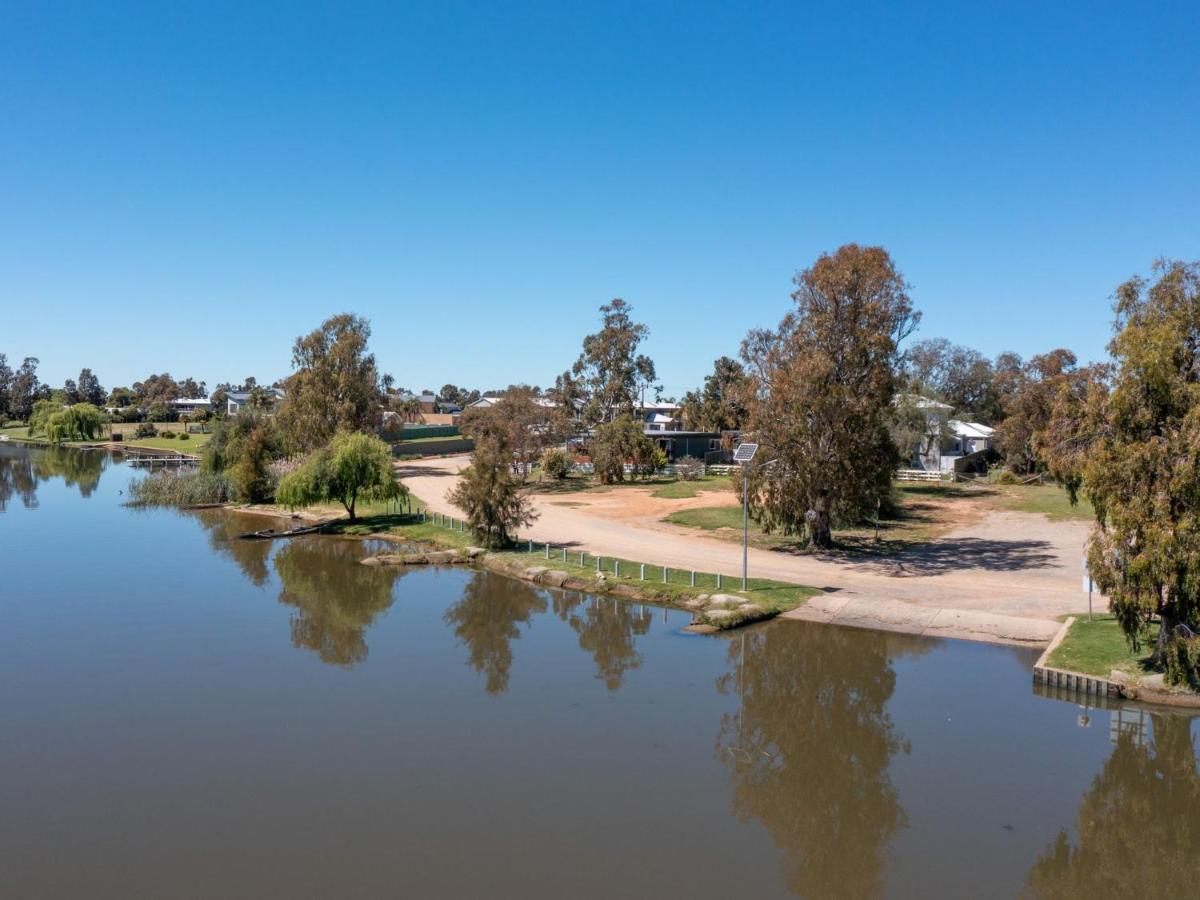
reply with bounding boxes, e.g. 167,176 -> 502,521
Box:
2,1 -> 1197,398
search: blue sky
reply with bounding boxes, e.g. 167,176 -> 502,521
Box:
2,1 -> 1197,398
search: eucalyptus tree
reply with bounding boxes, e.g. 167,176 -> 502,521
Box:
740,244 -> 918,548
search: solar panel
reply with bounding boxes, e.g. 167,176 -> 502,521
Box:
733,442 -> 759,463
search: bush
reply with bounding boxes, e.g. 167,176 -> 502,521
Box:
134,423 -> 157,439
159,429 -> 177,439
675,456 -> 705,480
178,432 -> 190,441
541,447 -> 573,480
1164,631 -> 1200,690
127,470 -> 233,506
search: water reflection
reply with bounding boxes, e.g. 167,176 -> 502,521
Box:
1023,710 -> 1200,897
553,593 -> 652,690
274,538 -> 406,667
716,625 -> 925,899
192,509 -> 274,587
0,444 -> 107,509
444,571 -> 548,694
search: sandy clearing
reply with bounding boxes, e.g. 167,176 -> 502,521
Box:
397,455 -> 1099,645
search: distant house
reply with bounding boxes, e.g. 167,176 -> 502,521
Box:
639,401 -> 682,432
226,387 -> 285,416
903,394 -> 996,473
170,398 -> 211,417
648,431 -> 726,463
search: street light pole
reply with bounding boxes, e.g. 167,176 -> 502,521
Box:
742,465 -> 749,590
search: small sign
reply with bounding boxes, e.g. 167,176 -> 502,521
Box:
733,443 -> 759,463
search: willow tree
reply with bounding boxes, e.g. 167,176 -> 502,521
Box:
1046,260 -> 1200,683
740,244 -> 918,548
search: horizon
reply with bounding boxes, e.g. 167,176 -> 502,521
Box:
3,1 -> 1197,393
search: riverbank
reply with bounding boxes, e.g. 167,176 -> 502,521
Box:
1035,615 -> 1200,709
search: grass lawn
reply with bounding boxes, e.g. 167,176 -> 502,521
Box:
1045,615 -> 1157,678
990,484 -> 1094,520
122,432 -> 213,452
650,475 -> 732,499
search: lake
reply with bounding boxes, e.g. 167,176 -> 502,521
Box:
1,444 -> 1197,898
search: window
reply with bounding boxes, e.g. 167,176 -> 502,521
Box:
709,439 -> 718,450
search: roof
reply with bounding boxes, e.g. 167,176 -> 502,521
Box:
948,419 -> 994,439
228,388 -> 285,402
169,397 -> 211,406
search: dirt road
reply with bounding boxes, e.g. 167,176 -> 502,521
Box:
398,455 -> 1097,645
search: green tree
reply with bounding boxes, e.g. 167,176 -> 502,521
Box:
740,244 -> 918,548
993,349 -> 1083,474
11,357 -> 44,422
276,430 -> 403,521
540,446 -> 573,480
0,353 -> 12,422
76,368 -> 106,407
681,355 -> 749,431
1045,260 -> 1200,678
903,338 -> 1005,423
448,418 -> 536,547
205,410 -> 284,503
44,403 -> 105,443
27,398 -> 61,436
277,313 -> 382,452
590,415 -> 655,484
107,386 -> 135,408
566,298 -> 658,426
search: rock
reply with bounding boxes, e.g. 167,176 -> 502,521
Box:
425,551 -> 458,564
401,553 -> 429,565
595,572 -> 608,584
543,571 -> 570,588
682,597 -> 708,610
522,567 -> 549,581
466,546 -> 488,558
704,609 -> 736,621
707,594 -> 746,610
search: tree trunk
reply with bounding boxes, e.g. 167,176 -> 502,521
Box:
1153,612 -> 1176,666
346,493 -> 357,521
808,499 -> 833,550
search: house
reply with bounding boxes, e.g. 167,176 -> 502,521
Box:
639,401 -> 682,432
647,431 -> 731,463
226,387 -> 285,416
902,394 -> 996,472
169,398 -> 211,417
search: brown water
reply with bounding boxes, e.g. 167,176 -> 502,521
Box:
1,444 -> 1198,898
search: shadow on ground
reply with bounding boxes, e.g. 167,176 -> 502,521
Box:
829,536 -> 1059,577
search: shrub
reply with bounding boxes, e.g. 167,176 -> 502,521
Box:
127,470 -> 233,506
1163,631 -> 1200,690
178,432 -> 190,441
159,429 -> 177,439
134,423 -> 157,439
541,447 -> 573,480
676,456 -> 705,480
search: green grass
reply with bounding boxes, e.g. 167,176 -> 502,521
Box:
650,475 -> 732,498
123,432 -> 213,452
993,484 -> 1094,521
1046,615 -> 1157,678
665,505 -> 745,531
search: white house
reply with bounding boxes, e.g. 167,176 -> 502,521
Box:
170,397 -> 211,416
226,387 -> 285,416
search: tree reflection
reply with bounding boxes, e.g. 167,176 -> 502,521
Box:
1023,712 -> 1200,897
0,445 -> 106,509
715,624 -> 916,898
192,509 -> 274,587
553,593 -> 652,690
0,445 -> 39,511
33,446 -> 105,497
274,538 -> 404,667
444,571 -> 547,695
